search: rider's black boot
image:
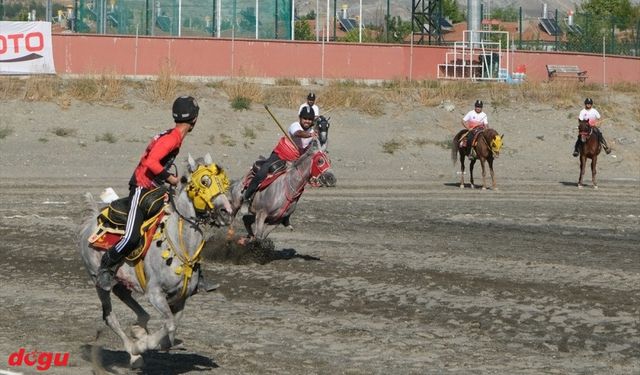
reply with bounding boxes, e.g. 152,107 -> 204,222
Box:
96,248 -> 125,292
573,138 -> 580,157
600,135 -> 612,154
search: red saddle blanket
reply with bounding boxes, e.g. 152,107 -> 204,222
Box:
88,210 -> 166,261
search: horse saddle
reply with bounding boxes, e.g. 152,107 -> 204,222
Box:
243,157 -> 288,191
88,190 -> 168,262
460,129 -> 483,148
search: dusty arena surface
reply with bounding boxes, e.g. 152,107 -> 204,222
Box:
0,86 -> 639,374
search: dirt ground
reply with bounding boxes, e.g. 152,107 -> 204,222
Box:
0,84 -> 639,374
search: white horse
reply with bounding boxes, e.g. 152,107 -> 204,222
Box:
78,153 -> 232,368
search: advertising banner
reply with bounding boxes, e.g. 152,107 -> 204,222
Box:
0,21 -> 56,74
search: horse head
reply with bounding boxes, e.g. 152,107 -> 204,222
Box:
295,139 -> 331,180
487,130 -> 504,157
184,153 -> 233,227
578,119 -> 593,143
314,116 -> 330,151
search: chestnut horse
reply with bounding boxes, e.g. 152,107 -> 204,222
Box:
577,119 -> 602,189
451,128 -> 504,190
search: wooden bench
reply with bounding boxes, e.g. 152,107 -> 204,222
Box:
546,65 -> 588,82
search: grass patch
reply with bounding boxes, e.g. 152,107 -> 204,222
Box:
223,80 -> 263,104
381,138 -> 406,154
24,76 -> 61,101
51,127 -> 77,137
220,133 -> 236,147
263,87 -> 307,108
413,137 -> 451,149
323,83 -> 384,116
241,126 -> 256,140
38,137 -> 49,143
146,60 -> 178,102
0,77 -> 25,99
231,96 -> 251,110
274,78 -> 301,86
205,81 -> 224,89
204,134 -> 216,145
0,126 -> 14,139
96,132 -> 118,143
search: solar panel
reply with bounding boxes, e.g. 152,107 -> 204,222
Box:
539,18 -> 562,36
338,16 -> 357,32
567,24 -> 582,34
439,17 -> 453,30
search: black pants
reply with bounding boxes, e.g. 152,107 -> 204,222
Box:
244,152 -> 282,200
110,186 -> 147,258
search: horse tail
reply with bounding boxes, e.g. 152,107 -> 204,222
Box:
77,193 -> 99,254
83,192 -> 99,217
451,131 -> 462,164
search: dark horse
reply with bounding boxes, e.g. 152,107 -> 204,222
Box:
577,119 -> 602,189
451,128 -> 504,190
313,115 -> 337,187
316,115 -> 330,151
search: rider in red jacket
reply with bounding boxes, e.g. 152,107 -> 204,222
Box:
96,96 -> 219,292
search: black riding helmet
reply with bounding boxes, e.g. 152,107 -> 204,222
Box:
474,100 -> 483,108
307,92 -> 316,101
584,98 -> 593,105
299,105 -> 315,120
172,96 -> 199,125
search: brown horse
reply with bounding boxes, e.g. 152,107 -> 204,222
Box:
577,119 -> 602,189
451,128 -> 504,190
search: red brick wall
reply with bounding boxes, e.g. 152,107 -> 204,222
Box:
52,34 -> 640,83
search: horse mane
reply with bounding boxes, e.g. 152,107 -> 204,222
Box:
292,140 -> 319,168
578,119 -> 591,131
483,128 -> 499,139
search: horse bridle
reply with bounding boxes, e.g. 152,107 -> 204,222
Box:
167,185 -> 205,232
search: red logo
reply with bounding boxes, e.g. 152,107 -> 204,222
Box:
7,348 -> 69,372
0,32 -> 44,54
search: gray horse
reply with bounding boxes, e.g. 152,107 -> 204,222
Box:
78,153 -> 232,368
230,140 -> 331,240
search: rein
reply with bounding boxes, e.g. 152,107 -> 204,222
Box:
164,218 -> 205,299
168,186 -> 204,231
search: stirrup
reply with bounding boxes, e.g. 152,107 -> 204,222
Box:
572,151 -> 579,157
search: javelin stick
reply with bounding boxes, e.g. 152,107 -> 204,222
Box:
264,104 -> 294,144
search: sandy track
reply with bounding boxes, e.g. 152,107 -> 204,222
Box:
0,177 -> 638,374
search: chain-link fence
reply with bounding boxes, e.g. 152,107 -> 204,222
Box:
0,0 -> 293,39
516,12 -> 639,57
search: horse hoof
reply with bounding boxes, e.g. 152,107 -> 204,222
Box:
130,354 -> 144,369
130,325 -> 148,340
459,184 -> 464,189
594,185 -> 598,189
578,185 -> 583,189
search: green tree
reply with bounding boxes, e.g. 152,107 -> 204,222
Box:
581,0 -> 633,30
300,10 -> 316,21
442,0 -> 464,23
295,20 -> 314,41
491,6 -> 518,22
239,7 -> 256,33
382,15 -> 412,43
341,27 -> 377,43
